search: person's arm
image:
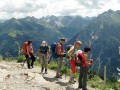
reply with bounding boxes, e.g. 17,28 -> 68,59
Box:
67,46 -> 74,60
57,44 -> 64,55
27,46 -> 30,57
38,46 -> 41,56
47,46 -> 50,57
31,45 -> 34,54
84,54 -> 88,65
84,53 -> 92,66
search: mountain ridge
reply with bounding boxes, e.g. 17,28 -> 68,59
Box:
0,10 -> 120,77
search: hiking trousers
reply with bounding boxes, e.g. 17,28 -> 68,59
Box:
70,59 -> 76,74
26,53 -> 36,68
39,53 -> 48,69
78,66 -> 88,90
56,57 -> 63,77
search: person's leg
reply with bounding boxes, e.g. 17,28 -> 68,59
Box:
30,53 -> 36,68
44,55 -> 48,74
26,55 -> 30,69
78,66 -> 83,88
82,67 -> 88,90
22,55 -> 27,66
41,54 -> 45,73
50,53 -> 53,62
69,60 -> 76,83
56,57 -> 63,77
38,53 -> 41,63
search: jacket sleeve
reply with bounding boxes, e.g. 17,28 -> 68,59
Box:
26,46 -> 30,56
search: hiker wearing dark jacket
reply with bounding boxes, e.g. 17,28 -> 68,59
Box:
56,38 -> 66,78
26,40 -> 36,69
38,41 -> 50,74
78,46 -> 91,90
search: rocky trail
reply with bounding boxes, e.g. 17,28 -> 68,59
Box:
0,61 -> 97,90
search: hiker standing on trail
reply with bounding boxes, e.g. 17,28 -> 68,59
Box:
56,38 -> 66,78
26,40 -> 36,69
38,41 -> 50,74
78,46 -> 91,90
67,40 -> 82,84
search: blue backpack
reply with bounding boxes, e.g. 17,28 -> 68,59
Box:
50,42 -> 57,53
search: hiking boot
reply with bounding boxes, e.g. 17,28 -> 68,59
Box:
73,78 -> 76,82
45,69 -> 48,74
78,86 -> 82,89
41,67 -> 44,73
31,65 -> 34,68
55,76 -> 62,78
28,67 -> 31,69
59,73 -> 62,76
45,71 -> 47,74
69,80 -> 75,84
69,78 -> 75,84
83,88 -> 88,90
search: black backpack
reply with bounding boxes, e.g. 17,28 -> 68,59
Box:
66,44 -> 72,52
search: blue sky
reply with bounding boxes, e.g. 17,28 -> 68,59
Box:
0,0 -> 120,19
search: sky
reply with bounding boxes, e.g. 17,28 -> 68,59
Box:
0,0 -> 120,19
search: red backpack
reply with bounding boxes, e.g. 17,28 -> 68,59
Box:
75,53 -> 85,66
21,42 -> 28,55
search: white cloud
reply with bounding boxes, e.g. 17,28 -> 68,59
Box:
0,0 -> 120,19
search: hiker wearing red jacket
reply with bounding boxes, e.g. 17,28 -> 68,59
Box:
26,40 -> 36,69
78,46 -> 91,90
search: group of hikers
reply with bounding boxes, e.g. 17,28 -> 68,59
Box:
21,38 -> 92,90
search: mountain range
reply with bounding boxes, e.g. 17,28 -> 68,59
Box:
67,10 -> 120,77
0,9 -> 120,78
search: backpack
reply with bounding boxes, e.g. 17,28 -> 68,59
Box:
66,45 -> 72,58
66,45 -> 72,52
75,53 -> 84,66
21,42 -> 28,55
50,43 -> 57,53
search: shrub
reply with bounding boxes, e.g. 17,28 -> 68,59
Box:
48,62 -> 57,70
17,55 -> 26,63
34,60 -> 41,66
0,55 -> 3,61
5,52 -> 13,62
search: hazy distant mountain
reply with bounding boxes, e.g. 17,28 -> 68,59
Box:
0,15 -> 90,57
0,19 -> 6,23
39,16 -> 92,39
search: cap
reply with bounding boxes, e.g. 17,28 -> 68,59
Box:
60,38 -> 65,41
42,41 -> 46,44
76,50 -> 82,55
75,40 -> 82,45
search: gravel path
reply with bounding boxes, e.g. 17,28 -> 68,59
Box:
0,61 -> 97,90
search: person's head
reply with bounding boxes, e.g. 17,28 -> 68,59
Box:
60,38 -> 65,45
84,46 -> 91,54
28,40 -> 32,45
74,40 -> 82,48
42,41 -> 46,46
